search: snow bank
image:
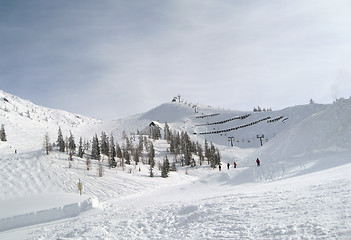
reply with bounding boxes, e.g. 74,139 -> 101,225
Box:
0,194 -> 94,232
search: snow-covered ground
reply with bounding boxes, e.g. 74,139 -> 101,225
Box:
0,90 -> 350,239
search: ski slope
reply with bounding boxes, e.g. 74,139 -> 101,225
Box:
0,90 -> 350,239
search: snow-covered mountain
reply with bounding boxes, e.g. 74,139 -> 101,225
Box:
1,89 -> 350,239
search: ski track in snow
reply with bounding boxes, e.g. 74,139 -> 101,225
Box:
25,165 -> 351,240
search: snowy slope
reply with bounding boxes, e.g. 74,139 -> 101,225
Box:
0,90 -> 350,239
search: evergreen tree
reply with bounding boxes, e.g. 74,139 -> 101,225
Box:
170,160 -> 177,172
197,142 -> 204,166
109,134 -> 117,168
164,122 -> 171,141
100,131 -> 109,156
43,132 -> 52,155
91,134 -> 100,160
138,134 -> 144,153
182,131 -> 192,166
86,156 -> 91,170
65,136 -> 69,154
133,148 -> 140,165
57,127 -> 65,152
169,135 -> 175,154
125,137 -> 131,153
116,143 -> 122,159
78,137 -> 84,158
144,136 -> 149,152
191,141 -> 197,154
148,141 -> 155,167
0,124 -> 6,142
123,145 -> 131,165
84,138 -> 90,151
208,143 -> 222,168
161,155 -> 170,178
174,131 -> 181,158
205,139 -> 211,165
149,165 -> 154,177
68,131 -> 76,154
215,148 -> 221,166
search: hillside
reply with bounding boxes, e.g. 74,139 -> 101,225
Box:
0,90 -> 350,239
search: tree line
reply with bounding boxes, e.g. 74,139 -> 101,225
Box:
44,123 -> 222,178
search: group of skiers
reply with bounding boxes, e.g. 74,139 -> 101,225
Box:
219,158 -> 261,171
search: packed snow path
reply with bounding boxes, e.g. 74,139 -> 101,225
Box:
3,162 -> 350,240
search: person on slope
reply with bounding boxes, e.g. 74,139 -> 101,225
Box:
227,163 -> 230,169
234,162 -> 237,168
219,164 -> 222,171
256,158 -> 260,167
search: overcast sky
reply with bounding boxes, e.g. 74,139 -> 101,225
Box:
1,0 -> 351,120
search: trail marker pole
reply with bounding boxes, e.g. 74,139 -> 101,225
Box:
77,179 -> 83,195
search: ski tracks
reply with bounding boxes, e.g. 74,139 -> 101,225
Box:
28,174 -> 351,239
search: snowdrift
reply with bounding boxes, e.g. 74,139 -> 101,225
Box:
225,98 -> 351,184
0,194 -> 94,232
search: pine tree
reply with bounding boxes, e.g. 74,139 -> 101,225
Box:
78,137 -> 84,158
0,124 -> 6,142
100,131 -> 109,156
43,132 -> 52,155
133,148 -> 140,165
57,127 -> 65,152
197,142 -> 204,166
144,136 -> 149,152
65,136 -> 69,154
174,131 -> 181,158
86,156 -> 91,170
164,122 -> 171,141
182,131 -> 192,166
170,159 -> 177,172
68,131 -> 76,154
109,134 -> 116,168
161,155 -> 170,178
149,165 -> 154,177
116,143 -> 122,159
148,141 -> 155,167
91,134 -> 100,160
124,146 -> 131,165
138,134 -> 144,152
205,139 -> 210,165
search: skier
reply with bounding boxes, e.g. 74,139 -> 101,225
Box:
234,162 -> 237,168
219,164 -> 222,171
227,163 -> 230,169
256,158 -> 260,167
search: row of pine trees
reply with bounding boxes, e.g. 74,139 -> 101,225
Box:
46,123 -> 221,178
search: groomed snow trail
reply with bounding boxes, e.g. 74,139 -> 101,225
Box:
21,163 -> 351,240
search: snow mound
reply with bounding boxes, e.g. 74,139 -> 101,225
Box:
0,194 -> 94,232
228,98 -> 351,184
